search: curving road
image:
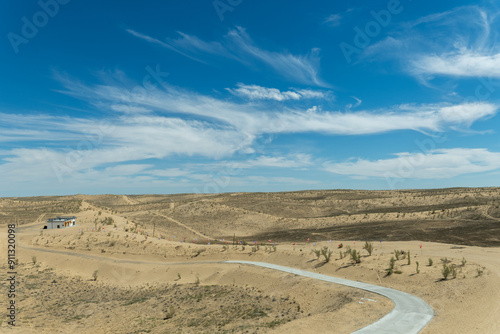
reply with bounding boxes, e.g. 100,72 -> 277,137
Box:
21,246 -> 433,333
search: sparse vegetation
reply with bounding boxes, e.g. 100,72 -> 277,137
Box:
407,250 -> 411,265
386,257 -> 402,275
428,258 -> 433,266
32,256 -> 37,265
92,270 -> 98,281
164,306 -> 176,320
386,257 -> 396,275
394,249 -> 401,260
441,262 -> 457,280
362,241 -> 373,256
416,261 -> 420,274
321,246 -> 333,263
349,249 -> 361,264
311,248 -> 321,259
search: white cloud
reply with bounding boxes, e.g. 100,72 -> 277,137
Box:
221,154 -> 313,169
110,104 -> 152,113
324,14 -> 342,27
54,75 -> 498,137
363,6 -> 500,80
1,72 -> 496,194
227,84 -> 329,101
411,51 -> 500,78
324,148 -> 500,179
146,168 -> 191,177
128,26 -> 326,86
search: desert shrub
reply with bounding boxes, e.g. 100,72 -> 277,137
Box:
394,250 -> 401,260
32,256 -> 37,265
350,249 -> 361,264
272,245 -> 277,252
386,257 -> 396,275
339,250 -> 344,259
362,242 -> 373,256
407,250 -> 411,265
441,264 -> 450,280
476,268 -> 484,277
321,246 -> 333,263
416,261 -> 420,274
344,245 -> 352,257
195,275 -> 200,286
428,258 -> 433,266
441,263 -> 456,280
461,257 -> 467,267
164,306 -> 176,320
92,270 -> 98,281
311,249 -> 321,259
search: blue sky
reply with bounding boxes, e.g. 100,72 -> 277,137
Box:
1,0 -> 500,196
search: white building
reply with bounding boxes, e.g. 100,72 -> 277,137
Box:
45,216 -> 76,229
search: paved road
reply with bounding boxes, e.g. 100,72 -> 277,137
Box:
21,246 -> 433,333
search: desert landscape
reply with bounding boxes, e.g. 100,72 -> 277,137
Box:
1,187 -> 500,333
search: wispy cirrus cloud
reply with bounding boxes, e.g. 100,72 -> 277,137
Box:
206,154 -> 314,170
54,73 -> 499,136
128,26 -> 326,86
226,83 -> 331,101
324,14 -> 343,27
1,72 -> 497,191
324,148 -> 500,179
323,8 -> 354,27
411,51 -> 500,78
364,6 -> 500,79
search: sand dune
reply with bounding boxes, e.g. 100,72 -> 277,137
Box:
1,188 -> 500,333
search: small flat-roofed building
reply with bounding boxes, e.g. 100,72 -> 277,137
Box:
45,216 -> 76,229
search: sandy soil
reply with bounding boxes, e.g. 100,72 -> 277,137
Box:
1,188 -> 500,333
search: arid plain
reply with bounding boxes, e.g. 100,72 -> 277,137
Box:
1,187 -> 500,333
